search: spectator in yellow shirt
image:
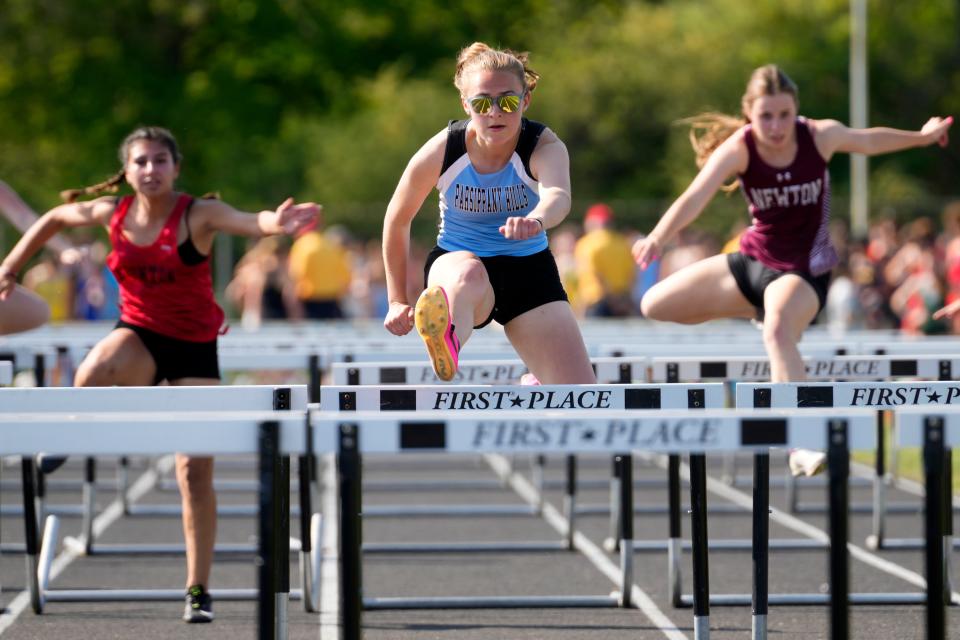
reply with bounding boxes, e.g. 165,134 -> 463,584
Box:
288,225 -> 353,319
574,203 -> 636,316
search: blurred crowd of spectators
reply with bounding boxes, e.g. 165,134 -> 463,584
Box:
13,200 -> 960,336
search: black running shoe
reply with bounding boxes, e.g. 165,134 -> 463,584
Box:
183,584 -> 214,623
35,454 -> 67,475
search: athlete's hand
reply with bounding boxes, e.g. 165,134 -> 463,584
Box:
632,235 -> 661,270
276,198 -> 321,236
0,265 -> 16,301
384,301 -> 415,336
932,298 -> 960,321
499,215 -> 544,241
921,116 -> 953,148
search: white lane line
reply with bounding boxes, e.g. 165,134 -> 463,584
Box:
0,456 -> 174,635
642,453 -> 960,604
319,454 -> 340,640
485,454 -> 688,640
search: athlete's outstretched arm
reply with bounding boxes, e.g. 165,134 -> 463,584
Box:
382,130 -> 445,336
632,132 -> 747,269
813,116 -> 952,159
0,180 -> 77,261
191,197 -> 320,243
0,197 -> 115,299
499,129 -> 571,241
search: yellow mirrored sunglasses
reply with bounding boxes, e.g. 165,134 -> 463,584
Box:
466,92 -> 523,115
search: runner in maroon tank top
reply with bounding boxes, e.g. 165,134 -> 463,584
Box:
631,65 -> 951,475
0,126 -> 320,622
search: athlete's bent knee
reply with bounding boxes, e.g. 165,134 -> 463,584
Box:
761,314 -> 796,350
74,359 -> 117,387
454,258 -> 488,291
639,290 -> 669,321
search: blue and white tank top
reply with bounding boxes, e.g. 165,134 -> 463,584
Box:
435,118 -> 548,256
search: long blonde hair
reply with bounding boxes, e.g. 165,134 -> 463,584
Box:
686,65 -> 799,190
454,42 -> 540,95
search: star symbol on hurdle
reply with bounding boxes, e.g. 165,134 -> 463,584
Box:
481,370 -> 490,379
510,396 -> 523,408
581,429 -> 596,441
927,391 -> 942,402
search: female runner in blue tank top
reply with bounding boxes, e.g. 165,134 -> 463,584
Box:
631,65 -> 951,475
382,42 -> 595,385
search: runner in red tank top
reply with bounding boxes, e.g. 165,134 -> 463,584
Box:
630,65 -> 951,476
0,126 -> 320,622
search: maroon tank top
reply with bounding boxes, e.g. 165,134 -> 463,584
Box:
106,194 -> 225,341
738,117 -> 838,275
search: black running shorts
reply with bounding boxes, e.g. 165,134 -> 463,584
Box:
726,252 -> 831,316
115,320 -> 220,384
424,246 -> 569,329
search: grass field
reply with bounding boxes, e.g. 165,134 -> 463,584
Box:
852,418 -> 960,492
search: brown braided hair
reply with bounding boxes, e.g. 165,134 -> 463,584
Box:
60,126 -> 182,203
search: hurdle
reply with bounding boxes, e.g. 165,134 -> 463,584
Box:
894,406 -> 960,640
688,406 -> 954,640
0,345 -> 56,387
0,385 -> 311,547
0,359 -> 11,386
0,385 -> 321,619
652,387 -> 960,637
653,353 -> 958,509
0,405 -> 307,640
330,355 -> 649,386
320,381 -> 726,605
651,353 -> 960,384
311,406 -> 876,640
737,380 -> 960,555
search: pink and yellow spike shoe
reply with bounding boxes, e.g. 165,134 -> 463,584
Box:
415,285 -> 460,382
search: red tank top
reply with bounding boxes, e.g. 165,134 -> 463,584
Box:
738,118 -> 838,275
106,194 -> 225,341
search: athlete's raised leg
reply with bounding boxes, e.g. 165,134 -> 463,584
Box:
504,301 -> 595,384
761,274 -> 819,383
640,254 -> 755,324
417,251 -> 495,380
762,275 -> 824,475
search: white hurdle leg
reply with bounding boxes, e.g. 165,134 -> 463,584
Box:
531,454 -> 546,515
38,515 -> 59,596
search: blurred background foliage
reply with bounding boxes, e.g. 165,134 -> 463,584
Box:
0,0 -> 957,250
